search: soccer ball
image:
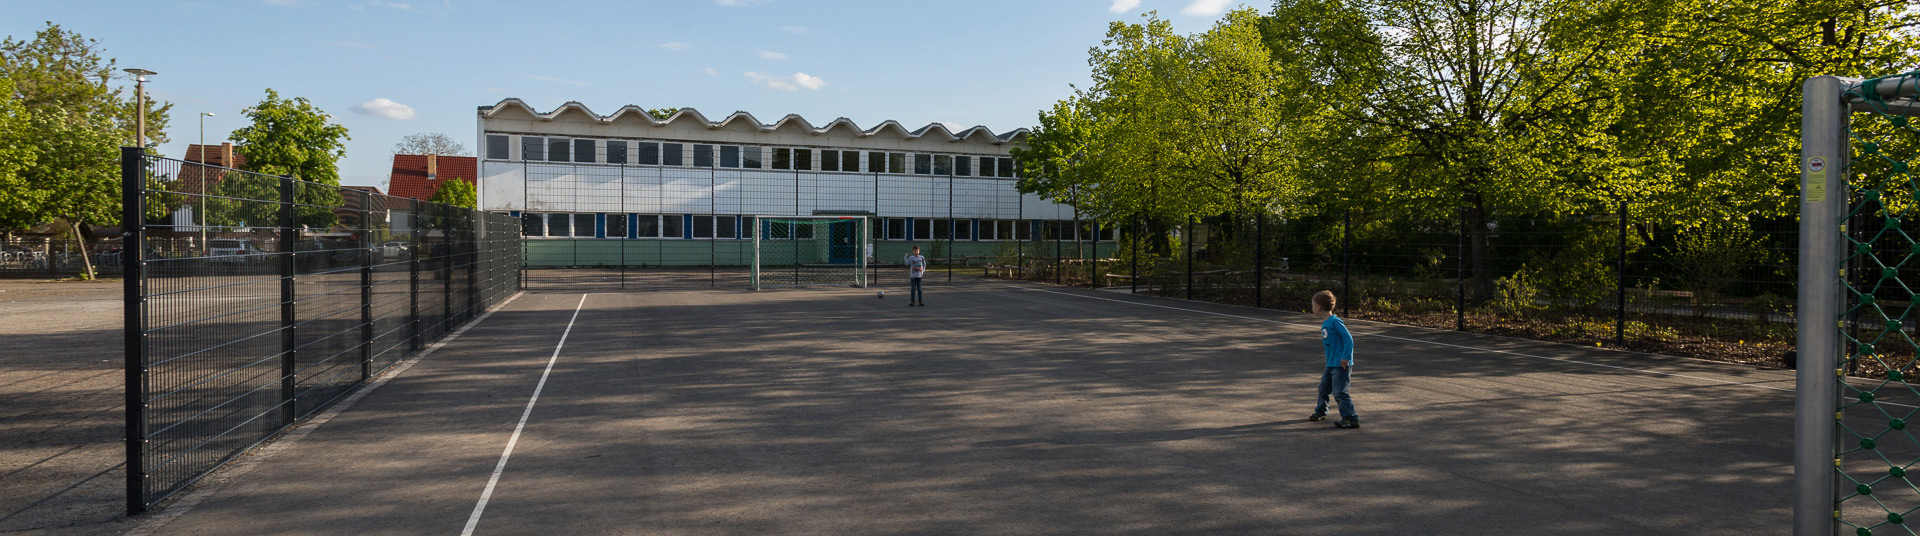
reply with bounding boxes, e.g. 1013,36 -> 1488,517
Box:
877,290 -> 886,299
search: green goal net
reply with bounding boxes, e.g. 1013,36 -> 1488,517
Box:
751,216 -> 869,290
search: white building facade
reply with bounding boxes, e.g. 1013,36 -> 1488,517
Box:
476,99 -> 1111,266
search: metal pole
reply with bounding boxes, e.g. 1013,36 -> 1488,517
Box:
949,171 -> 954,284
409,199 -> 422,352
278,174 -> 297,425
1458,207 -> 1466,331
198,112 -> 212,253
1343,209 -> 1352,317
1186,216 -> 1194,300
1795,74 -> 1849,536
1616,199 -> 1627,345
361,189 -> 374,381
121,147 -> 149,514
1256,212 -> 1264,308
1131,216 -> 1138,294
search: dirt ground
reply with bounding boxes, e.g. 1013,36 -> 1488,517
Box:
0,279 -> 143,535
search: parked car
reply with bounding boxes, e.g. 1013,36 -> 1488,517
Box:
208,239 -> 264,264
380,241 -> 410,258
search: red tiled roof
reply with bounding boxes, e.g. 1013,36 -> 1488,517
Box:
389,154 -> 478,201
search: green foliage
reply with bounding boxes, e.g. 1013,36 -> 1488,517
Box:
647,108 -> 678,120
1491,268 -> 1546,316
0,22 -> 171,150
230,89 -> 349,228
428,178 -> 477,209
0,78 -> 35,230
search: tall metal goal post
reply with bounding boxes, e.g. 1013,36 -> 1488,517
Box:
1800,71 -> 1920,536
750,216 -> 870,290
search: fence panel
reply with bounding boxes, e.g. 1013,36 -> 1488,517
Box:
123,149 -> 521,513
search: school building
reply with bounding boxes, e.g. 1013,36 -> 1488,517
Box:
474,99 -> 1117,267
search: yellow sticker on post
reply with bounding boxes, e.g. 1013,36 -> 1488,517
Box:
1807,157 -> 1829,203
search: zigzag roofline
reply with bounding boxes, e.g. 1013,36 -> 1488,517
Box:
479,98 -> 1028,144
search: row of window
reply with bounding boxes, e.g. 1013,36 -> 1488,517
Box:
518,212 -> 1119,242
485,134 -> 1018,178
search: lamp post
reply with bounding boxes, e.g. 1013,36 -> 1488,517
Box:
122,68 -> 156,148
199,112 -> 214,251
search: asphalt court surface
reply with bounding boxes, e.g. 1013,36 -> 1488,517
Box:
136,278 -> 1806,535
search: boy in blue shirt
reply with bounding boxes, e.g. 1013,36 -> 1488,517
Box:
1308,290 -> 1359,428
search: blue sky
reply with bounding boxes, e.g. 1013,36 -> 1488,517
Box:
3,0 -> 1258,189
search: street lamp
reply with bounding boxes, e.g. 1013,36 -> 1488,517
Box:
199,112 -> 214,250
122,68 -> 156,147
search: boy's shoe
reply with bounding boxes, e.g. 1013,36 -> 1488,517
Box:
1334,419 -> 1360,429
1308,413 -> 1327,422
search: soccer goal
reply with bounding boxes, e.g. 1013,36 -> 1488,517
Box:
751,216 -> 870,290
1797,71 -> 1920,536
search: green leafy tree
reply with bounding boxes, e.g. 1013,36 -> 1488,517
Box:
392,132 -> 468,156
0,78 -> 36,231
22,106 -> 121,278
0,22 -> 171,149
229,88 -> 349,228
428,178 -> 476,208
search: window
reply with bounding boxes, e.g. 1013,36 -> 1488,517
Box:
998,157 -> 1014,177
693,144 -> 714,167
636,215 -> 660,238
521,213 -> 544,237
522,137 -> 545,161
716,215 -> 737,239
692,215 -> 714,238
606,214 -> 629,238
913,218 -> 931,240
980,156 -> 996,177
868,151 -> 887,173
549,213 -> 571,236
742,218 -> 755,239
606,140 -> 627,164
955,156 -> 971,176
887,218 -> 906,240
662,214 -> 684,238
914,154 -> 932,174
933,219 -> 950,241
1017,220 -> 1033,240
843,150 -> 859,172
549,139 -> 570,162
638,142 -> 660,165
574,139 -> 595,163
487,135 -> 509,160
795,149 -> 812,170
720,146 -> 741,168
995,220 -> 1013,241
773,148 -> 791,170
744,146 -> 763,168
821,150 -> 840,172
954,219 -> 972,240
979,220 -> 997,240
934,155 -> 952,175
889,152 -> 907,174
574,214 -> 596,238
796,223 -> 815,240
663,143 -> 683,166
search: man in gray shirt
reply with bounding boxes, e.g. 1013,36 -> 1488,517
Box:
905,246 -> 926,306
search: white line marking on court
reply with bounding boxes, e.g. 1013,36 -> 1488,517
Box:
461,293 -> 589,536
125,291 -> 527,536
1006,285 -> 1916,408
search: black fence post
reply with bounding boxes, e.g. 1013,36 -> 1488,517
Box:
1055,222 -> 1063,285
361,190 -> 374,381
1186,216 -> 1195,301
469,212 -> 480,320
278,174 -> 297,426
1457,207 -> 1466,331
1130,217 -> 1138,294
442,207 -> 452,329
1617,199 -> 1628,345
121,147 -> 149,515
409,199 -> 422,352
1256,213 -> 1264,309
1342,209 -> 1352,317
1090,221 -> 1100,288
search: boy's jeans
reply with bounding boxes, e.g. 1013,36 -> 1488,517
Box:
1315,366 -> 1357,421
909,277 -> 923,303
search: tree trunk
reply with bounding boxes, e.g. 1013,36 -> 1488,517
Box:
71,220 -> 96,280
1466,203 -> 1494,302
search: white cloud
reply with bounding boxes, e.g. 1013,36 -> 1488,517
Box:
527,74 -> 589,86
745,71 -> 826,91
351,98 -> 416,120
659,41 -> 690,51
781,25 -> 810,34
1109,0 -> 1139,13
704,67 -> 719,76
1179,0 -> 1233,16
758,50 -> 788,60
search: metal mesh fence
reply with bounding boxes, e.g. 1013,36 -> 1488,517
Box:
751,216 -> 868,289
1834,70 -> 1920,536
122,149 -> 521,513
985,207 -> 1799,367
